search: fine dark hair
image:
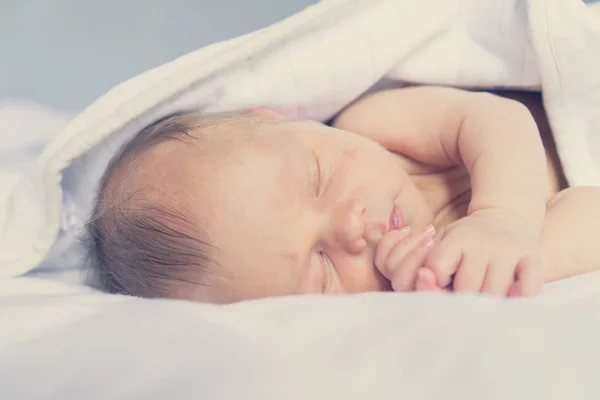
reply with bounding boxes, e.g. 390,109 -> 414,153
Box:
86,112 -> 232,298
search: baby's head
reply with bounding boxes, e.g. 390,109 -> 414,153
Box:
89,109 -> 431,303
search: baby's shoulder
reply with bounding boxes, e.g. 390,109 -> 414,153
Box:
333,87 -> 466,171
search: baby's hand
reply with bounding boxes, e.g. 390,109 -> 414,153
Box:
424,211 -> 543,297
414,268 -> 443,292
374,225 -> 438,291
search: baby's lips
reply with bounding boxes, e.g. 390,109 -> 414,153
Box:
388,204 -> 404,232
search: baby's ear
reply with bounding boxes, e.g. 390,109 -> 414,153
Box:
250,107 -> 286,121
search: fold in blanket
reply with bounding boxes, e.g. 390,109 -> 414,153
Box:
0,0 -> 599,279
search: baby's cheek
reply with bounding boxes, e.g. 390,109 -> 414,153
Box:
342,146 -> 361,161
294,265 -> 324,294
337,254 -> 391,293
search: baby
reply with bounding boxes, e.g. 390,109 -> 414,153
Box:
88,86 -> 600,303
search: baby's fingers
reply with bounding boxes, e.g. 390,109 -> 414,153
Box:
374,227 -> 413,276
424,236 -> 463,288
415,268 -> 442,292
508,257 -> 543,297
481,259 -> 516,296
452,253 -> 488,293
389,234 -> 436,291
382,225 -> 435,291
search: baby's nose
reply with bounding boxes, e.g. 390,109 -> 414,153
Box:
331,200 -> 368,254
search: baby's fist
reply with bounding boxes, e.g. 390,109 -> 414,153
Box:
374,225 -> 437,291
424,212 -> 543,297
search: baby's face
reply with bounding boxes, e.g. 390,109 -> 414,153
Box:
184,117 -> 432,302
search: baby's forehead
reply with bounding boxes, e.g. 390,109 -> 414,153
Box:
123,139 -> 192,182
114,116 -> 311,217
102,141 -> 198,218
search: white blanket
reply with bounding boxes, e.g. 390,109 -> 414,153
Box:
1,0 -> 600,398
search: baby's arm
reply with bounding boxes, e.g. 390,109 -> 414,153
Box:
336,86 -> 547,295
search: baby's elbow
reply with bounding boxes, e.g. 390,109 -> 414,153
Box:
468,92 -> 538,133
471,91 -> 531,115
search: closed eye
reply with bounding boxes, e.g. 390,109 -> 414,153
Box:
312,150 -> 322,197
319,251 -> 334,292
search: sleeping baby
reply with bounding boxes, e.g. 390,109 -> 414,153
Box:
88,86 -> 600,303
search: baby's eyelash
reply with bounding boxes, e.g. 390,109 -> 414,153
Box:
320,251 -> 333,292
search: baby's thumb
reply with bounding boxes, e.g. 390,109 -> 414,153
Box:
415,268 -> 443,292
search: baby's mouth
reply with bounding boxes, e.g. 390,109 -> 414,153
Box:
365,203 -> 405,244
388,204 -> 405,232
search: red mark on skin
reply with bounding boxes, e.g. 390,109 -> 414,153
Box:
345,147 -> 360,160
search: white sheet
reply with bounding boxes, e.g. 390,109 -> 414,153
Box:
2,273 -> 600,399
1,0 -> 600,398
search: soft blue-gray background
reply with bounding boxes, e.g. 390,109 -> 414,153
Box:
0,0 -> 316,112
2,0 -> 598,112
